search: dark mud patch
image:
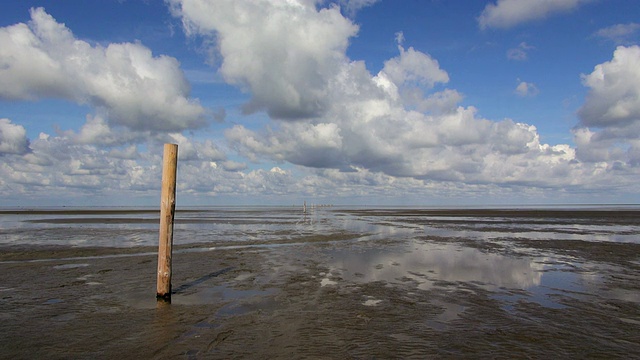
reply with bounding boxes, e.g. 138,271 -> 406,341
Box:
0,244 -> 159,262
1,210 -> 640,358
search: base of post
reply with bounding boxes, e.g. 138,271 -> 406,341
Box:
156,293 -> 171,303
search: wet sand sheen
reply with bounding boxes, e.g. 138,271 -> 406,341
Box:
0,208 -> 639,358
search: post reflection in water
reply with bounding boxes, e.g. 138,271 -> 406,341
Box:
150,299 -> 178,354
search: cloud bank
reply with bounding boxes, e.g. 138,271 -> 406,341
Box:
171,0 -> 601,189
1,2 -> 640,205
0,7 -> 238,204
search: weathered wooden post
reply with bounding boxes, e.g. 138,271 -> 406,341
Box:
157,143 -> 178,302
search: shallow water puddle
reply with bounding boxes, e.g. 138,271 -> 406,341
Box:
426,300 -> 467,330
325,240 -> 544,290
422,222 -> 640,243
0,207 -> 346,247
362,296 -> 382,306
214,291 -> 278,317
123,282 -> 276,311
180,285 -> 275,307
53,263 -> 90,270
322,239 -> 605,314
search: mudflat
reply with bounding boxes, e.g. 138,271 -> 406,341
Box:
1,207 -> 639,358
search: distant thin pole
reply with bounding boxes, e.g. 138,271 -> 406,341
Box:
157,143 -> 178,302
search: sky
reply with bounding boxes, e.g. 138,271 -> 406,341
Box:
1,0 -> 640,207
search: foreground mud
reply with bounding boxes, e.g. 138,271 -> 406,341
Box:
1,208 -> 639,358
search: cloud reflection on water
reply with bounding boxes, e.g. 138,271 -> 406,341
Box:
323,240 -> 544,291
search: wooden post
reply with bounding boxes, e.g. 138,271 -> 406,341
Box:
157,143 -> 178,302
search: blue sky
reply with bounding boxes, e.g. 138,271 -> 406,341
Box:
1,0 -> 640,206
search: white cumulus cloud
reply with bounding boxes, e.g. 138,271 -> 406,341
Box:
578,46 -> 640,129
575,46 -> 640,165
507,42 -> 535,61
381,44 -> 449,89
169,0 -> 358,120
168,0 -> 632,191
0,7 -> 206,132
515,80 -> 539,97
0,118 -> 30,155
594,23 -> 640,45
337,0 -> 380,17
478,0 -> 589,30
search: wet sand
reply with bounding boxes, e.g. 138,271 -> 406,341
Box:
1,208 -> 639,359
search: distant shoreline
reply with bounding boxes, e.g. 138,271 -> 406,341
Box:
1,203 -> 640,215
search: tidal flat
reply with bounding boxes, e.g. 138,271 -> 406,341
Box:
1,206 -> 639,358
